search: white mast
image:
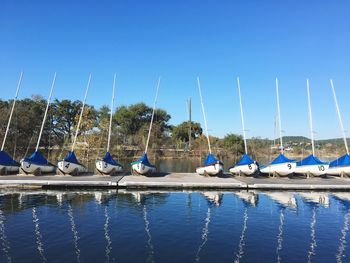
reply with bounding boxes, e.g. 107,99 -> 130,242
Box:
1,71 -> 23,151
107,74 -> 116,153
35,73 -> 56,152
236,77 -> 248,154
144,77 -> 161,154
197,77 -> 212,154
306,79 -> 315,156
71,74 -> 91,152
275,78 -> 284,154
330,79 -> 349,155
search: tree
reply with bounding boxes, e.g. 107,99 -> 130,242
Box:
221,134 -> 244,152
172,121 -> 202,142
51,99 -> 82,141
114,103 -> 171,145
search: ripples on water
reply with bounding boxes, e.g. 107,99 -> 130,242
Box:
0,190 -> 349,263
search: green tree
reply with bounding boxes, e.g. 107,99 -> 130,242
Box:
221,133 -> 244,154
51,99 -> 82,140
172,121 -> 202,142
114,103 -> 171,145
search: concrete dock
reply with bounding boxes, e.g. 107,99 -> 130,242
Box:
0,173 -> 350,190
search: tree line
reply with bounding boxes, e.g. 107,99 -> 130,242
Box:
0,96 -> 250,163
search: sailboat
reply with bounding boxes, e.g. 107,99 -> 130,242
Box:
95,74 -> 123,175
131,77 -> 160,175
295,79 -> 329,177
195,77 -> 223,176
327,79 -> 350,177
260,78 -> 296,176
20,73 -> 57,175
0,72 -> 23,175
57,75 -> 91,175
229,77 -> 258,176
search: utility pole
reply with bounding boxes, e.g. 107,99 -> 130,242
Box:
188,98 -> 192,151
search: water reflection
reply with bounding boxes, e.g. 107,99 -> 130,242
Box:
333,193 -> 350,263
232,191 -> 257,263
32,207 -> 47,263
143,205 -> 155,263
299,192 -> 329,263
104,206 -> 112,263
234,191 -> 258,207
0,190 -> 349,262
195,207 -> 211,262
276,209 -> 285,263
202,192 -> 223,207
0,208 -> 11,263
264,192 -> 297,209
68,203 -> 81,263
234,207 -> 248,263
263,192 -> 297,263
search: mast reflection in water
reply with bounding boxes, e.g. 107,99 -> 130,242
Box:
0,189 -> 348,262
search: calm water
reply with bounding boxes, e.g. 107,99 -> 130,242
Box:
0,190 -> 349,263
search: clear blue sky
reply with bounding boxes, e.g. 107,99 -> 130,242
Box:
1,0 -> 350,139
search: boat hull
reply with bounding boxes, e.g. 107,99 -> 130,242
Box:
260,162 -> 296,176
131,163 -> 156,175
95,160 -> 123,175
327,166 -> 350,176
229,163 -> 258,176
0,165 -> 19,174
57,161 -> 88,175
294,164 -> 329,176
196,163 -> 223,176
20,160 -> 55,174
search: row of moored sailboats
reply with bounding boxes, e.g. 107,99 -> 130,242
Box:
0,74 -> 349,177
231,78 -> 350,177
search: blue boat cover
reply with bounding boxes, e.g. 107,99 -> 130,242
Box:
102,152 -> 121,166
296,154 -> 327,166
64,151 -> 82,165
131,153 -> 155,167
329,154 -> 350,168
24,151 -> 49,165
203,153 -> 223,166
0,150 -> 19,166
235,154 -> 255,166
270,154 -> 295,165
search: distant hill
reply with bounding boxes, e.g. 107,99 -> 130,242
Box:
279,136 -> 349,146
249,136 -> 349,146
282,136 -> 309,143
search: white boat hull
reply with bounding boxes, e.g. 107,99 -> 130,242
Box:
196,163 -> 223,176
294,164 -> 329,176
95,160 -> 123,174
260,162 -> 296,176
20,159 -> 55,174
57,161 -> 88,175
327,166 -> 350,176
0,165 -> 19,174
229,163 -> 258,176
131,163 -> 156,175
